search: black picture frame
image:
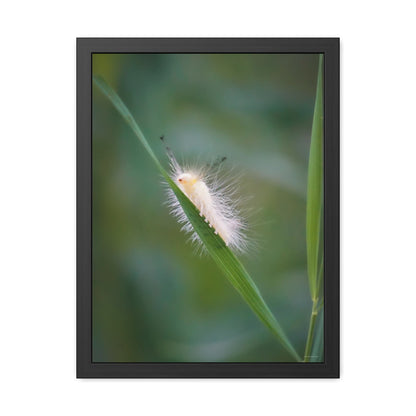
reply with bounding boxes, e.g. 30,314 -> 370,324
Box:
77,38 -> 339,378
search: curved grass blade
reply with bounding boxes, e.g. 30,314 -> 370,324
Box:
306,55 -> 324,301
304,55 -> 324,362
93,75 -> 301,361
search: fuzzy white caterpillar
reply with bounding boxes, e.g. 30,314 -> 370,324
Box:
163,141 -> 248,254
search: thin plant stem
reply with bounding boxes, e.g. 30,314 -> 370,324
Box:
304,297 -> 319,362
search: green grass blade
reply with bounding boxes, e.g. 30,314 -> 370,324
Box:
93,76 -> 165,174
93,75 -> 301,362
306,55 -> 324,300
303,56 -> 324,362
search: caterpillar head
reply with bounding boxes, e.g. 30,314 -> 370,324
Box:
177,172 -> 198,193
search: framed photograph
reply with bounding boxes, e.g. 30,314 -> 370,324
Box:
77,38 -> 339,378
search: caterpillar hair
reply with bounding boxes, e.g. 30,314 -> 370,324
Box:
161,136 -> 248,254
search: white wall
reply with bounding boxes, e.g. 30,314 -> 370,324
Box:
1,1 -> 415,415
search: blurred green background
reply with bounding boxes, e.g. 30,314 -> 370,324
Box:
92,53 -> 320,362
